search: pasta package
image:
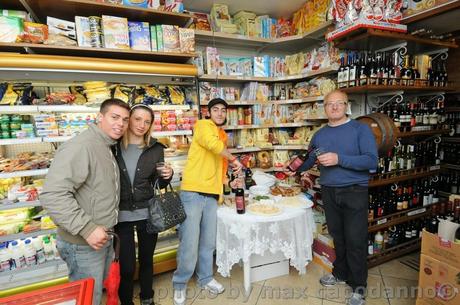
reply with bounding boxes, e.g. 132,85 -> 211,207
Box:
179,28 -> 195,53
162,25 -> 180,52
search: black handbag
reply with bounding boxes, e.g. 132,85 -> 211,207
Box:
146,180 -> 186,234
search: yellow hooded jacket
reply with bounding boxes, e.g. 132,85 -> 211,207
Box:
181,119 -> 227,195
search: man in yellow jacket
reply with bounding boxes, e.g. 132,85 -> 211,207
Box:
173,98 -> 242,305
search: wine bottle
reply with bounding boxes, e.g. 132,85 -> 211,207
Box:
235,188 -> 245,214
287,147 -> 315,172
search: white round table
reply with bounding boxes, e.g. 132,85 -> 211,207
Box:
216,205 -> 316,295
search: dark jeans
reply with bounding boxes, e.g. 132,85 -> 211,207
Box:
114,220 -> 158,305
322,185 -> 369,295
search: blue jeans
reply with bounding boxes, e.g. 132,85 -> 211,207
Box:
57,237 -> 114,305
172,191 -> 218,289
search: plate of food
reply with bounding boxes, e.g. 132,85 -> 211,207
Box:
247,203 -> 283,216
277,195 -> 313,209
270,184 -> 301,197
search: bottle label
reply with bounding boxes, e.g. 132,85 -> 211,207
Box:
368,245 -> 374,255
235,196 -> 245,211
0,259 -> 10,272
288,157 -> 304,172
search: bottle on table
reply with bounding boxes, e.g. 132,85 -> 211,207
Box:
235,188 -> 245,215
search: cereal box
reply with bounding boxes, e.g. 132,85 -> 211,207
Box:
122,0 -> 148,8
155,25 -> 163,51
102,15 -> 129,49
150,25 -> 157,51
178,28 -> 194,53
162,25 -> 179,52
128,21 -> 150,51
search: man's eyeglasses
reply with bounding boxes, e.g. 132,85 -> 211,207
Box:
325,101 -> 347,108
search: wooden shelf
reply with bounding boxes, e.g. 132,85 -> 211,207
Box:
369,165 -> 440,187
439,191 -> 452,198
3,0 -> 26,10
445,107 -> 460,113
0,42 -> 197,64
442,163 -> 460,171
341,84 -> 457,94
442,137 -> 460,143
23,0 -> 191,26
398,129 -> 449,138
367,238 -> 421,268
332,28 -> 458,53
223,121 -> 317,130
368,206 -> 431,233
228,144 -> 309,153
402,0 -> 460,24
200,96 -> 323,106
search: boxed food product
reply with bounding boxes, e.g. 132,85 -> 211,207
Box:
0,16 -> 23,43
164,0 -> 184,12
1,10 -> 29,21
88,16 -> 103,48
75,16 -> 92,47
150,25 -> 157,51
155,24 -> 164,51
179,28 -> 195,53
421,230 -> 460,270
102,15 -> 129,49
122,0 -> 148,8
128,21 -> 150,51
205,47 -> 219,75
162,25 -> 180,52
191,12 -> 211,31
46,16 -> 76,45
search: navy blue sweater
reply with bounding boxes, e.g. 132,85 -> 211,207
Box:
299,119 -> 378,187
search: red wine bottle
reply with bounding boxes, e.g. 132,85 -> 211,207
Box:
235,188 -> 245,214
287,146 -> 315,172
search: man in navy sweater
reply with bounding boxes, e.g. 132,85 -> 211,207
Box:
297,90 -> 378,305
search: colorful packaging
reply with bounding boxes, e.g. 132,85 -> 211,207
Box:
0,16 -> 23,43
179,28 -> 195,53
18,22 -> 48,44
122,0 -> 148,8
88,16 -> 103,48
102,15 -> 129,49
128,21 -> 150,51
75,16 -> 92,47
162,25 -> 179,52
155,25 -> 163,51
150,25 -> 157,51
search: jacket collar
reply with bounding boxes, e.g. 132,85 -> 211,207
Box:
89,124 -> 117,146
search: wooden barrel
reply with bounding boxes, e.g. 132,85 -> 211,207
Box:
357,113 -> 398,156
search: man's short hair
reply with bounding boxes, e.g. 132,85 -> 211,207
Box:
99,98 -> 130,114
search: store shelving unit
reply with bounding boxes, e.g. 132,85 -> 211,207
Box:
0,169 -> 49,179
369,166 -> 441,187
368,206 -> 431,233
200,96 -> 324,106
367,238 -> 422,268
0,228 -> 57,243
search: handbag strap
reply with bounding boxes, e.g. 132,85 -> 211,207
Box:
153,179 -> 175,195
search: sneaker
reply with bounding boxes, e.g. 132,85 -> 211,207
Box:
173,289 -> 186,305
319,273 -> 347,287
201,278 -> 225,294
347,293 -> 365,305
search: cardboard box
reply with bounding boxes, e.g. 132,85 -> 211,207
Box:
128,21 -> 150,51
313,238 -> 336,263
421,230 -> 460,270
416,254 -> 460,305
102,15 -> 129,49
313,252 -> 333,273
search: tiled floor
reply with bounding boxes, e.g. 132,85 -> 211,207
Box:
105,252 -> 420,305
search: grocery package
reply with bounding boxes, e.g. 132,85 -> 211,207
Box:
33,114 -> 59,137
0,152 -> 53,173
88,16 -> 103,48
83,81 -> 111,107
57,113 -> 96,136
102,15 -> 129,49
0,16 -> 23,43
164,0 -> 184,12
122,0 -> 148,8
0,83 -> 35,106
190,12 -> 212,31
128,21 -> 151,51
17,22 -> 48,44
46,16 -> 76,46
162,25 -> 180,52
0,114 -> 35,139
75,16 -> 92,47
179,28 -> 195,53
210,3 -> 238,33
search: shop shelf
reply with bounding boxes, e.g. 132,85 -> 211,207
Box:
369,165 -> 440,187
332,28 -> 458,53
149,105 -> 191,111
368,206 -> 432,233
445,107 -> 460,113
151,130 -> 192,137
42,136 -> 74,143
0,228 -> 57,243
272,145 -> 309,150
441,163 -> 460,171
200,97 -> 323,106
37,105 -> 99,113
397,129 -> 449,138
402,0 -> 460,24
0,259 -> 68,292
438,191 -> 452,198
0,169 -> 49,179
0,42 -> 197,64
0,106 -> 39,114
195,21 -> 333,52
442,137 -> 460,143
199,66 -> 338,83
228,144 -> 309,154
23,0 -> 192,26
0,138 -> 42,145
341,84 -> 457,94
367,238 -> 421,268
223,121 -> 316,130
0,200 -> 42,211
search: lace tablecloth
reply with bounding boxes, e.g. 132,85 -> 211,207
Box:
216,206 -> 316,278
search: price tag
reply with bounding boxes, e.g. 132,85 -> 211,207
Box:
377,218 -> 387,225
407,208 -> 426,217
429,165 -> 441,171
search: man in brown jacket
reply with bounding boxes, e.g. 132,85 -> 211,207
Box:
41,99 -> 130,305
